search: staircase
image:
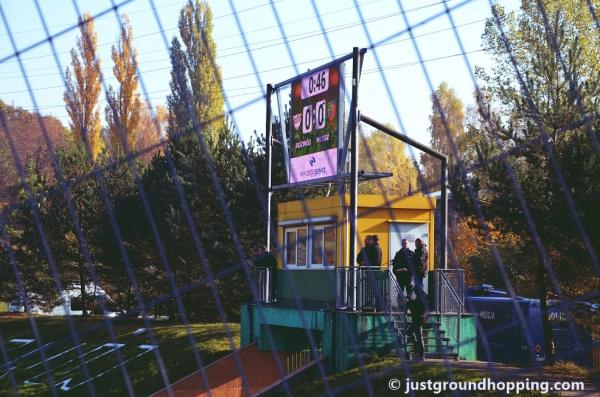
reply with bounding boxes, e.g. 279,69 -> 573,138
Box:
387,268 -> 410,359
408,316 -> 459,360
387,269 -> 459,360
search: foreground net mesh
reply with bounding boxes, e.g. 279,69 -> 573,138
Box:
0,0 -> 598,396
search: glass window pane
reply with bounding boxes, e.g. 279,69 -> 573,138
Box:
297,228 -> 307,266
324,226 -> 336,266
286,230 -> 296,265
311,228 -> 324,264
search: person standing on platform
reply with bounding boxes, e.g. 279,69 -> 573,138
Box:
357,235 -> 372,266
369,235 -> 384,309
253,245 -> 278,303
407,292 -> 427,360
371,235 -> 382,267
413,238 -> 429,299
392,239 -> 415,297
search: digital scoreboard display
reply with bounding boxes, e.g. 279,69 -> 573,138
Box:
289,64 -> 342,184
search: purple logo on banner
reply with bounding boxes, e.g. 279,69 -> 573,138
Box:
290,148 -> 337,183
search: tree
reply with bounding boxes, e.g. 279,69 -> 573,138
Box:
421,82 -> 464,191
105,15 -> 141,154
474,0 -> 600,291
358,128 -> 418,195
166,38 -> 193,138
142,122 -> 259,320
134,103 -> 166,163
454,0 -> 600,359
173,0 -> 225,139
1,162 -> 61,311
0,100 -> 69,208
64,12 -> 102,160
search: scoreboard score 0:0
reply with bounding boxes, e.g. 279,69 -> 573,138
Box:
289,64 -> 342,184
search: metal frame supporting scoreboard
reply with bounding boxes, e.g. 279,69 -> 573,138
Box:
265,47 -> 449,270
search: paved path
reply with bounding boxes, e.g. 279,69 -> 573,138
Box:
418,359 -> 600,396
149,344 -> 288,397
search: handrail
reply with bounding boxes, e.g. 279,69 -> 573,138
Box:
438,269 -> 464,309
252,267 -> 272,304
436,269 -> 464,359
387,267 -> 409,358
387,266 -> 404,303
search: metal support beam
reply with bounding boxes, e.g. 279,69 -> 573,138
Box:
265,84 -> 273,251
359,113 -> 448,270
441,157 -> 448,270
350,47 -> 360,310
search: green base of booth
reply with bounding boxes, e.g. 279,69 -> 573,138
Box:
241,304 -> 477,372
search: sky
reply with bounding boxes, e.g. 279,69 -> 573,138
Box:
0,0 -> 519,150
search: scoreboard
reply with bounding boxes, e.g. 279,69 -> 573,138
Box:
289,64 -> 342,184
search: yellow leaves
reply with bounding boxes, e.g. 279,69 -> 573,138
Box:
358,128 -> 418,195
135,103 -> 166,163
63,12 -> 102,160
105,15 -> 141,155
452,216 -> 522,267
65,231 -> 77,245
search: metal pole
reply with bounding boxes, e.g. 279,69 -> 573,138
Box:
350,47 -> 360,311
266,84 -> 273,251
441,157 -> 448,269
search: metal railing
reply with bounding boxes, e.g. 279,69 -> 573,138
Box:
388,267 -> 409,357
285,344 -> 324,374
434,269 -> 465,358
252,267 -> 272,304
335,266 -> 390,311
335,266 -> 408,356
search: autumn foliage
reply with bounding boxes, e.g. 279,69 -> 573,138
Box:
105,16 -> 141,154
0,102 -> 69,208
64,12 -> 102,160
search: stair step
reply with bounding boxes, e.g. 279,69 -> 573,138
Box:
422,336 -> 450,342
422,327 -> 445,334
426,345 -> 454,353
407,344 -> 454,352
424,351 -> 459,360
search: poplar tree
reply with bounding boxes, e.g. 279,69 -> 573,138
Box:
105,15 -> 141,154
421,82 -> 464,190
64,12 -> 102,160
171,0 -> 225,138
166,38 -> 193,138
359,129 -> 418,195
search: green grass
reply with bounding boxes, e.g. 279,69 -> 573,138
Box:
0,314 -> 240,396
265,356 -> 579,397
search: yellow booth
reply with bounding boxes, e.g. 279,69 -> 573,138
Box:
273,193 -> 436,308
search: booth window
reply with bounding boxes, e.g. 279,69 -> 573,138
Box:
311,225 -> 336,266
285,223 -> 335,268
285,227 -> 307,266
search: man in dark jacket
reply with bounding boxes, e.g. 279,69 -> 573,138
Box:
356,235 -> 372,266
392,239 -> 415,297
371,235 -> 382,267
407,293 -> 427,360
253,245 -> 278,303
413,238 -> 428,298
357,235 -> 381,310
